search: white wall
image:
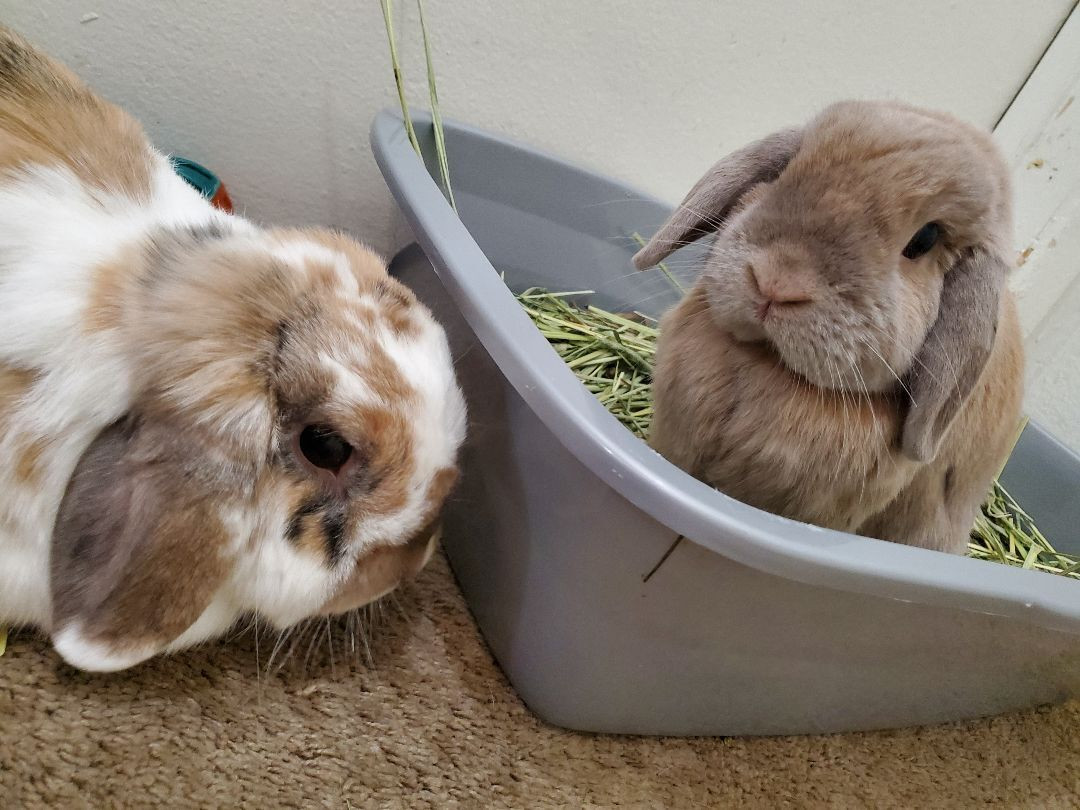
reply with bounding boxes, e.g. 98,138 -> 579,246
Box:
2,1 -> 1077,447
2,1 -> 1071,254
996,7 -> 1080,451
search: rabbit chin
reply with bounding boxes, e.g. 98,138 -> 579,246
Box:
706,302 -> 790,362
720,316 -> 837,392
726,319 -> 768,344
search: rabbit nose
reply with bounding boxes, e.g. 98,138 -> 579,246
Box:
746,261 -> 815,321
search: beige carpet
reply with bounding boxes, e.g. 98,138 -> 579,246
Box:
2,552 -> 1078,808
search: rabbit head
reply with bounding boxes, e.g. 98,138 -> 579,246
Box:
635,100 -> 1013,464
49,227 -> 466,671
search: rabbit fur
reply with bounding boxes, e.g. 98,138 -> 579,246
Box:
636,100 -> 1023,553
0,28 -> 465,671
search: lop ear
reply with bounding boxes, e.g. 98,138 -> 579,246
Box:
50,417 -> 234,672
901,248 -> 1007,463
633,127 -> 803,269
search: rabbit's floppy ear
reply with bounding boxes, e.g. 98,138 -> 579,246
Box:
901,248 -> 1006,464
50,415 -> 237,671
633,127 -> 803,269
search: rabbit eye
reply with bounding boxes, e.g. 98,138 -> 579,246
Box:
299,424 -> 353,471
902,222 -> 941,260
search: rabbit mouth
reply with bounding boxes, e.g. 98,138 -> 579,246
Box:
731,330 -> 799,371
743,327 -> 843,392
706,277 -> 843,388
716,304 -> 814,379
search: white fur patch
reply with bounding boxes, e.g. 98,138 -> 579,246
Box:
241,518 -> 337,628
271,241 -> 357,293
322,353 -> 379,406
164,591 -> 242,652
52,624 -> 159,672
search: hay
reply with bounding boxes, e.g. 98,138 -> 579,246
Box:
516,287 -> 1079,578
516,289 -> 657,439
381,0 -> 456,210
969,481 -> 1080,579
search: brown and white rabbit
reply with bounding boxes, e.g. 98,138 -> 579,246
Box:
635,100 -> 1023,553
0,28 -> 465,671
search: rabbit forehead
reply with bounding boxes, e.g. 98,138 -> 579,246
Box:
141,229 -> 463,500
305,308 -> 463,553
265,235 -> 465,558
267,232 -> 463,455
757,101 -> 1007,246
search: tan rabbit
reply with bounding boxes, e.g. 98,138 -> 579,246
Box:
635,100 -> 1023,553
0,28 -> 465,671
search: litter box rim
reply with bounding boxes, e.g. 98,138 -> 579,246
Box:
371,109 -> 1080,634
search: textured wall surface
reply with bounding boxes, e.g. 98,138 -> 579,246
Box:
995,9 -> 1080,451
1,1 -> 1071,255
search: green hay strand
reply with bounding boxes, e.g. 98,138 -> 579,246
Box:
416,0 -> 456,211
630,231 -> 684,294
379,0 -> 421,156
380,0 -> 456,210
969,481 -> 1080,579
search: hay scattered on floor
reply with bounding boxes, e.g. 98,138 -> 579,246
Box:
516,287 -> 1079,578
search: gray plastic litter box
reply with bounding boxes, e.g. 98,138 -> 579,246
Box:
371,110 -> 1080,736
